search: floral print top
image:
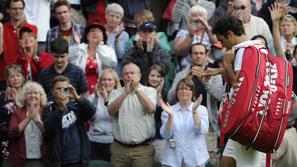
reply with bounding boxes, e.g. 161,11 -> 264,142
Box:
0,91 -> 17,160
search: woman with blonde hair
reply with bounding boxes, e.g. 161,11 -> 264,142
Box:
8,81 -> 47,167
271,4 -> 297,59
0,65 -> 25,165
87,68 -> 121,161
279,14 -> 297,56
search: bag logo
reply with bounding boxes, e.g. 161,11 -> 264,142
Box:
223,77 -> 244,128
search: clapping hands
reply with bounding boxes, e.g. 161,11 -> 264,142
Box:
95,80 -> 108,102
27,101 -> 41,122
192,95 -> 203,112
125,77 -> 140,94
159,98 -> 173,115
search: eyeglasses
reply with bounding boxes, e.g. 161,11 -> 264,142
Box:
234,5 -> 246,10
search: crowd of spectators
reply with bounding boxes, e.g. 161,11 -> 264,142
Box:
0,0 -> 297,167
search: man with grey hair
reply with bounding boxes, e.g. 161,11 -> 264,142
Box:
231,0 -> 273,48
108,63 -> 157,167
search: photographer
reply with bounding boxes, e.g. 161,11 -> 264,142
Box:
123,22 -> 171,83
42,75 -> 96,167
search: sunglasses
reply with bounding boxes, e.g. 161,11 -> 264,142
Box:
234,5 -> 246,10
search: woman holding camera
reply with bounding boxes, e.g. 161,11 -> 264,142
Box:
174,5 -> 217,71
159,78 -> 209,167
8,81 -> 47,167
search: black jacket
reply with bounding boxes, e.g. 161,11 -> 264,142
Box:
42,97 -> 96,167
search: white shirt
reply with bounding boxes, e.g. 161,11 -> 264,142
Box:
160,102 -> 209,167
68,0 -> 80,5
244,14 -> 273,47
233,40 -> 265,71
88,95 -> 113,143
25,120 -> 42,159
280,36 -> 297,54
24,0 -> 51,42
109,84 -> 157,144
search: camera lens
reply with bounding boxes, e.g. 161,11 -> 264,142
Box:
193,19 -> 200,27
64,86 -> 69,94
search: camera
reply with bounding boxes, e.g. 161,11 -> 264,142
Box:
63,85 -> 69,95
285,49 -> 293,61
169,138 -> 176,149
193,19 -> 200,27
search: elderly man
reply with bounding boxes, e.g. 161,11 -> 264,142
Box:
108,63 -> 157,167
231,0 -> 273,46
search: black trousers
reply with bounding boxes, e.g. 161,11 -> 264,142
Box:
90,141 -> 111,161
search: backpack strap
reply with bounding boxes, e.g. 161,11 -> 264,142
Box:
266,153 -> 271,167
228,46 -> 262,139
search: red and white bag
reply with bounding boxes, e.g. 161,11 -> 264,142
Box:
220,45 -> 293,153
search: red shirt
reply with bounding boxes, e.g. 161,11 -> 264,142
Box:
2,22 -> 37,81
8,108 -> 46,167
18,52 -> 53,81
60,28 -> 73,42
87,0 -> 106,25
85,57 -> 99,94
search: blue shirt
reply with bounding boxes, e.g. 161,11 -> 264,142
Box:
38,63 -> 88,101
160,102 -> 209,167
61,106 -> 81,164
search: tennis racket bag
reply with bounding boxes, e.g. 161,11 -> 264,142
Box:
220,45 -> 293,153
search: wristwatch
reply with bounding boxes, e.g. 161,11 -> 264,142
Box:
192,110 -> 197,115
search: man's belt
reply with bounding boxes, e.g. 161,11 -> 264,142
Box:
114,138 -> 150,147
